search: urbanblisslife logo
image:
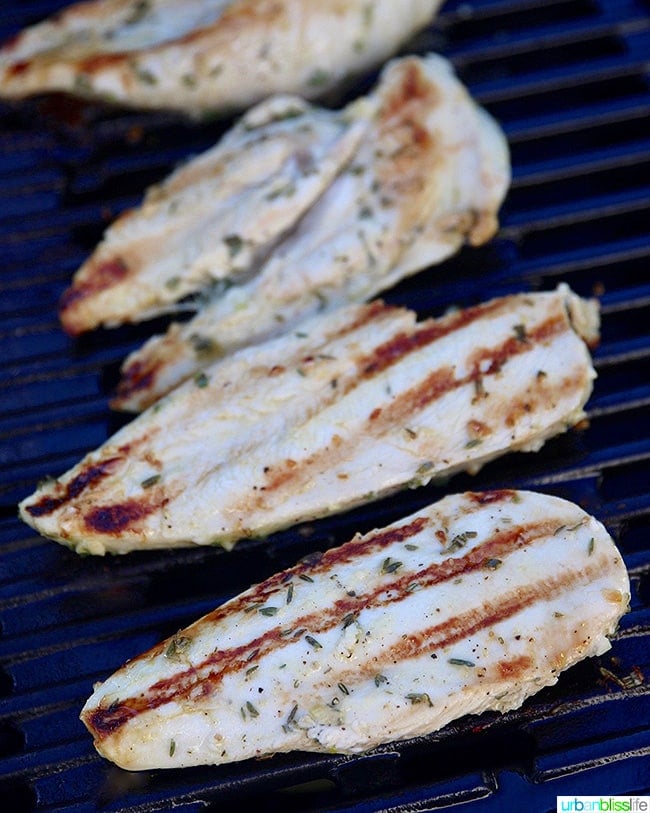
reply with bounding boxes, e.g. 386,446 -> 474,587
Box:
557,798 -> 650,812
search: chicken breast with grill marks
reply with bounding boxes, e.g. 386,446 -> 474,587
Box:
59,93 -> 370,336
0,0 -> 444,114
109,53 -> 510,411
79,488 -> 629,770
19,285 -> 598,556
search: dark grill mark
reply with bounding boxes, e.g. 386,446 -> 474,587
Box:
113,358 -> 157,400
88,702 -> 140,736
360,299 -> 506,377
60,258 -> 130,332
467,314 -> 565,377
498,655 -> 533,680
84,498 -> 161,534
25,457 -> 122,518
381,60 -> 440,122
79,52 -> 128,73
7,59 -> 29,77
468,490 -> 518,506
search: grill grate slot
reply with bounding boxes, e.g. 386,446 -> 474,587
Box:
1,0 -> 649,810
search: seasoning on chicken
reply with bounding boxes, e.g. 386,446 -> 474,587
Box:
79,488 -> 629,770
19,285 -> 599,556
108,53 -> 510,411
0,0 -> 444,114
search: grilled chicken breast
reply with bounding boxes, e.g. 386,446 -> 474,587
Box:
59,93 -> 370,335
79,488 -> 630,770
19,285 -> 598,556
0,0 -> 443,114
110,54 -> 510,411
